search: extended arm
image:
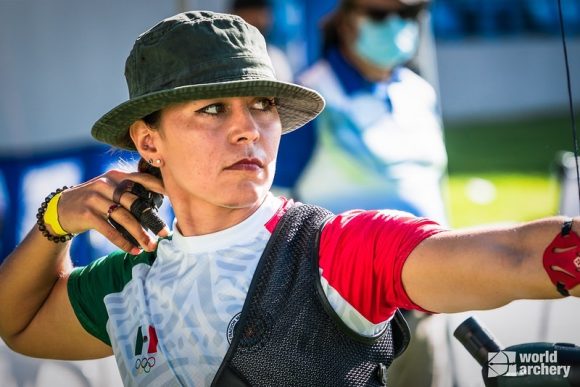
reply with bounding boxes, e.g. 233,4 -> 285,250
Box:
402,216 -> 580,313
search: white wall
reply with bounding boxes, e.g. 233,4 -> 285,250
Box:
0,0 -> 229,155
436,36 -> 580,120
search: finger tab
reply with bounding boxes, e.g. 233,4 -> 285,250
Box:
140,208 -> 166,234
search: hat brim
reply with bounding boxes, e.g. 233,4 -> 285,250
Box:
92,79 -> 325,150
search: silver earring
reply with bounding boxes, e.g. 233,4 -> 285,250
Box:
155,159 -> 162,164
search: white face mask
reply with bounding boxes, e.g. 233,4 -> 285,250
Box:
354,14 -> 419,70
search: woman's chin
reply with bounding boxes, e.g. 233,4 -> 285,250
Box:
221,187 -> 269,209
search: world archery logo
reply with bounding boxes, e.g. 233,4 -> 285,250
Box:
487,350 -> 571,378
487,351 -> 517,377
134,325 -> 158,374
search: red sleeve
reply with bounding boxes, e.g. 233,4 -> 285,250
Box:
319,209 -> 446,324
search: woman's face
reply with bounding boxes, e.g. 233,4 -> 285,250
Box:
147,96 -> 281,213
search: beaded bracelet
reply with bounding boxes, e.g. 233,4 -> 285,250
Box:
36,186 -> 75,243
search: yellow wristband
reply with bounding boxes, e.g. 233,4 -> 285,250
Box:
43,192 -> 69,236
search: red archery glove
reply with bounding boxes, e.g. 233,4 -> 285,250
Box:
543,219 -> 580,297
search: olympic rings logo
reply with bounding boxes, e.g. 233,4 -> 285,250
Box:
134,356 -> 156,374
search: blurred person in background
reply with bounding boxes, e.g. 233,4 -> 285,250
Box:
274,0 -> 451,386
230,0 -> 294,83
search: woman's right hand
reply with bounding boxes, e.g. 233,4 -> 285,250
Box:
55,169 -> 169,255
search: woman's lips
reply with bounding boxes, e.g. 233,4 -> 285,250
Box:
225,158 -> 264,171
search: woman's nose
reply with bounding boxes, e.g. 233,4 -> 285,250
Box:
230,109 -> 260,144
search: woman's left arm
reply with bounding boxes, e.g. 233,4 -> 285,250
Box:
402,216 -> 580,313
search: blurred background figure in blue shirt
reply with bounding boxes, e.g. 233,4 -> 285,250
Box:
274,0 -> 449,225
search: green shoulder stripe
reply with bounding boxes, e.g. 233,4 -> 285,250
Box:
67,249 -> 156,346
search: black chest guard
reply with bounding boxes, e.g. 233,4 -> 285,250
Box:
212,204 -> 410,387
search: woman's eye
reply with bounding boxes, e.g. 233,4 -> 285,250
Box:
198,103 -> 226,115
252,98 -> 277,111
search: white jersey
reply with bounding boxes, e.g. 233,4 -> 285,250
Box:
68,193 -> 443,386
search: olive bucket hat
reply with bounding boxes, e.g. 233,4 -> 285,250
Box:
91,10 -> 325,150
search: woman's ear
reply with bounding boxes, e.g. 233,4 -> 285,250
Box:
130,120 -> 159,159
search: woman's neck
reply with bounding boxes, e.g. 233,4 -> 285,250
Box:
170,193 -> 266,237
